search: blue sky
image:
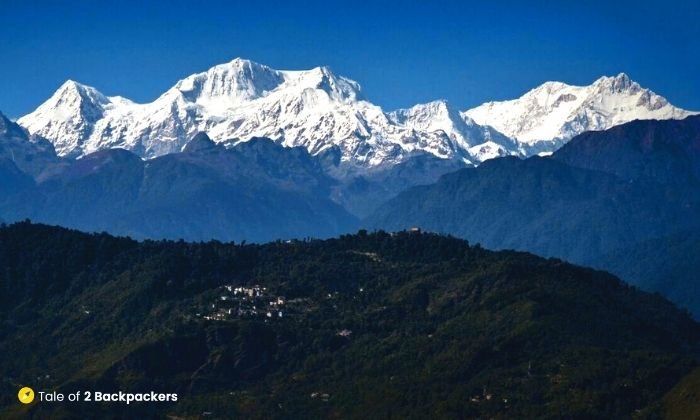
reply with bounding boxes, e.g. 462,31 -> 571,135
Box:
2,0 -> 699,118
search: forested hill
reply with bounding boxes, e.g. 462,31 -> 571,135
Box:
1,222 -> 699,419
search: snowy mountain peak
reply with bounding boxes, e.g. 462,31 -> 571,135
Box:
389,100 -> 452,125
174,57 -> 285,102
48,80 -> 110,115
170,59 -> 361,105
591,72 -> 640,95
389,100 -> 469,146
17,80 -> 119,157
464,73 -> 696,152
389,99 -> 519,162
57,79 -> 97,94
412,99 -> 451,113
294,65 -> 363,102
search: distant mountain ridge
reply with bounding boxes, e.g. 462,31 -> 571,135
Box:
18,59 -> 696,167
0,112 -> 61,179
553,115 -> 700,185
365,115 -> 700,317
0,116 -> 357,242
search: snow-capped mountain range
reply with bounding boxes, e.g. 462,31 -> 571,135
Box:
464,73 -> 695,155
17,58 -> 696,167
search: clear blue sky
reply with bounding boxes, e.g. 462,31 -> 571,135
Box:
2,0 -> 699,118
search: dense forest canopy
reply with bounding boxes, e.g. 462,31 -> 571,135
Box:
0,222 -> 698,418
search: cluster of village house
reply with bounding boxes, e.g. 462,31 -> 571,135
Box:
197,284 -> 356,340
197,285 -> 286,321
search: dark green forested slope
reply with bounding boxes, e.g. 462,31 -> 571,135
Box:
0,222 -> 698,419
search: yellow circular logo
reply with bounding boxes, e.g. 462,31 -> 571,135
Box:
18,387 -> 34,404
